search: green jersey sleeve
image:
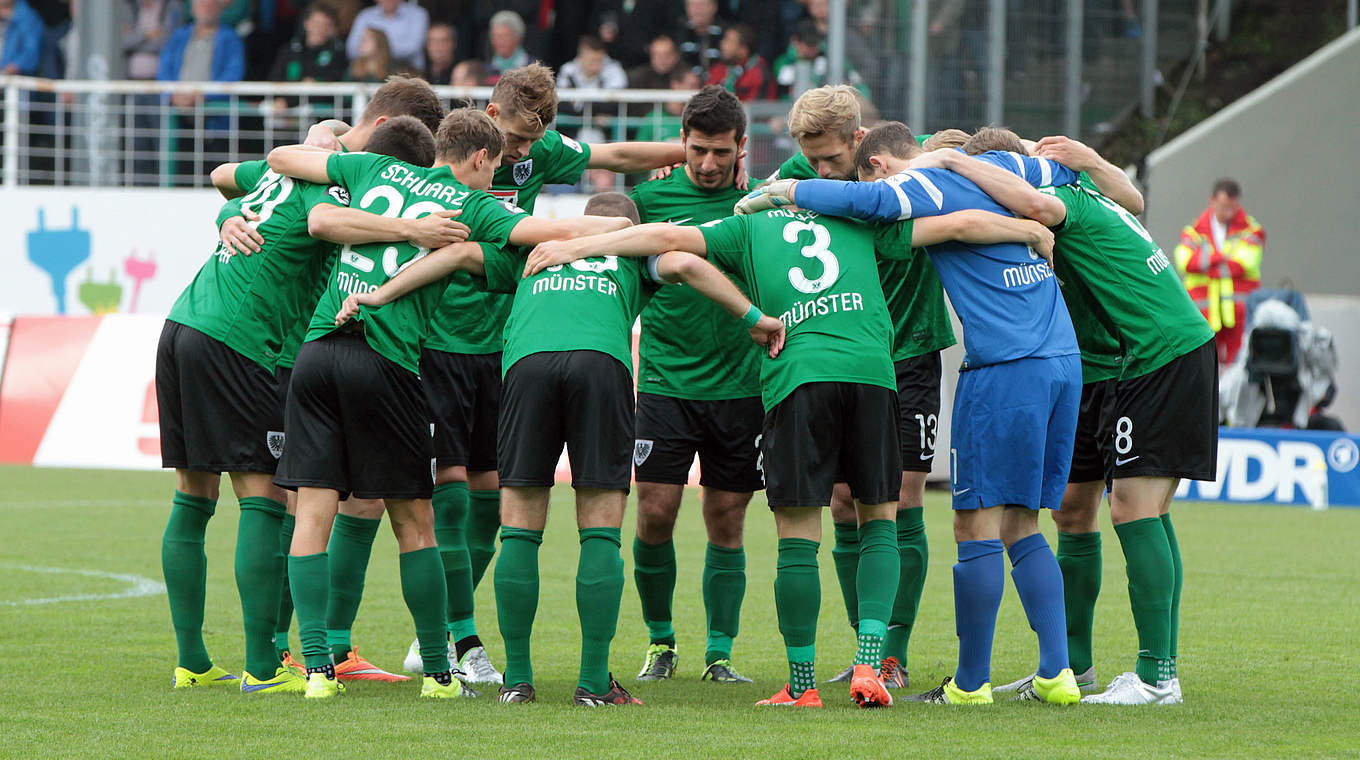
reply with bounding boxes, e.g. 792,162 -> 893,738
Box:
234,159 -> 269,191
480,244 -> 522,293
873,219 -> 916,260
698,216 -> 752,275
325,151 -> 384,189
541,131 -> 592,185
461,191 -> 529,248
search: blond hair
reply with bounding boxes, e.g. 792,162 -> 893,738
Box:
490,63 -> 558,132
963,126 -> 1026,156
787,84 -> 861,144
921,128 -> 970,151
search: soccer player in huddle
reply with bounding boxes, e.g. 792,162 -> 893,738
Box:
625,85 -> 765,685
523,178 -> 1052,708
157,76 -> 450,693
930,129 -> 1215,705
332,191 -> 780,705
263,108 -> 630,699
770,85 -> 957,689
405,63 -> 691,682
742,121 -> 1086,706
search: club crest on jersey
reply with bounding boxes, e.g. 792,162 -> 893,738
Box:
266,431 -> 285,459
512,159 -> 533,186
328,186 -> 351,205
634,439 -> 653,467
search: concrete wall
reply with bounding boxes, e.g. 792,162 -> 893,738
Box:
1142,27 -> 1360,297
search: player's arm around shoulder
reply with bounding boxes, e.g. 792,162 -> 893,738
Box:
266,144 -> 335,184
652,251 -> 784,358
334,241 -> 488,324
307,204 -> 469,248
523,222 -> 707,277
588,141 -> 687,174
210,163 -> 244,199
1034,135 -> 1144,215
912,210 -> 1055,264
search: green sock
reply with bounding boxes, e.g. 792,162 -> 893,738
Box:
702,543 -> 745,665
831,521 -> 860,629
577,527 -> 624,695
1057,531 -> 1102,674
633,537 -> 677,646
466,489 -> 501,588
324,513 -> 380,661
274,513 -> 295,660
398,546 -> 450,674
775,538 -> 820,696
433,482 -> 476,640
855,519 -> 899,665
886,507 -> 927,664
235,496 -> 286,678
162,491 -> 217,672
495,527 -> 542,687
1114,517 -> 1175,685
288,552 -> 331,670
1162,513 -> 1182,678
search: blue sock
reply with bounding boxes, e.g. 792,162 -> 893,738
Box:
953,539 -> 1004,692
1008,533 -> 1069,680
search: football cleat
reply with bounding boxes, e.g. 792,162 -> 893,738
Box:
171,664 -> 238,689
281,651 -> 306,676
996,665 -> 1098,696
1163,677 -> 1183,704
420,675 -> 465,699
636,643 -> 677,681
878,656 -> 908,689
241,667 -> 308,694
403,638 -> 455,675
574,675 -> 643,706
849,664 -> 893,708
825,663 -> 854,684
497,682 -> 536,703
911,676 -> 993,705
1015,667 -> 1081,705
755,684 -> 823,708
701,659 -> 753,684
455,646 -> 504,685
334,648 -> 409,682
1081,672 -> 1180,705
303,672 -> 345,699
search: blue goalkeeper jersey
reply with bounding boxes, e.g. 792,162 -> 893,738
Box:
793,151 -> 1081,369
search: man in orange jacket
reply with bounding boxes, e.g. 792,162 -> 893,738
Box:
1173,178 -> 1265,364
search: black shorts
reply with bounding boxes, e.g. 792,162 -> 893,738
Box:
1068,378 -> 1116,483
421,349 -> 501,471
274,331 -> 434,500
156,320 -> 283,473
634,393 -> 765,493
763,382 -> 901,508
498,351 -> 634,491
1110,338 -> 1219,482
895,352 -> 943,472
275,365 -> 293,431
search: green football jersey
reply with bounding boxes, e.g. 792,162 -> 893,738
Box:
303,152 -> 527,374
631,169 -> 763,400
1048,183 -> 1213,380
772,151 -> 956,361
167,162 -> 347,371
425,130 -> 592,355
481,246 -> 660,377
700,208 -> 912,411
1060,270 -> 1124,384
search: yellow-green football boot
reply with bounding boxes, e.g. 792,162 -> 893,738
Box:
171,664 -> 239,689
420,676 -> 466,699
911,676 -> 993,704
241,667 -> 308,694
304,672 -> 345,699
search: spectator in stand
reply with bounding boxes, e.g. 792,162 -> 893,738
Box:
1174,178 -> 1266,365
772,18 -> 865,100
346,0 -> 427,71
676,0 -> 723,75
347,25 -> 392,81
706,23 -> 773,102
484,8 -> 529,81
423,21 -> 456,84
626,33 -> 681,117
123,0 -> 185,80
28,0 -> 70,77
157,0 -> 245,108
593,0 -> 672,69
269,1 -> 347,83
559,35 -> 627,105
0,0 -> 43,74
450,56 -> 484,86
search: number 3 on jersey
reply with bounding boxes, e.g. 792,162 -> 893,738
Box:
783,220 -> 840,294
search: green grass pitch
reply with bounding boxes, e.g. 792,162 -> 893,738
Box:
2,464 -> 1357,758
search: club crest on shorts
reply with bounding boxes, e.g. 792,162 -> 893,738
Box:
634,439 -> 653,467
266,431 -> 285,459
512,159 -> 533,186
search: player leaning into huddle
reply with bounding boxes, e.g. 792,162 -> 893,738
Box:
743,121 -> 1086,706
405,63 -> 689,683
771,85 -> 957,689
524,187 -> 1052,709
264,109 -> 629,699
334,192 -> 777,705
932,129 -> 1215,705
623,85 -> 764,685
157,77 -> 449,693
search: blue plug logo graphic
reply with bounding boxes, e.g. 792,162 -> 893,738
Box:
27,207 -> 91,314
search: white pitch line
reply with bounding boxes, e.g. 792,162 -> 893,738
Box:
0,499 -> 153,509
0,563 -> 165,606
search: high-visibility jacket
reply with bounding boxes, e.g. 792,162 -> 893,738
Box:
1173,206 -> 1265,333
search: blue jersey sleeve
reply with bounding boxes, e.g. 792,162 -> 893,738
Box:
794,169 -> 986,222
970,150 -> 1078,188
